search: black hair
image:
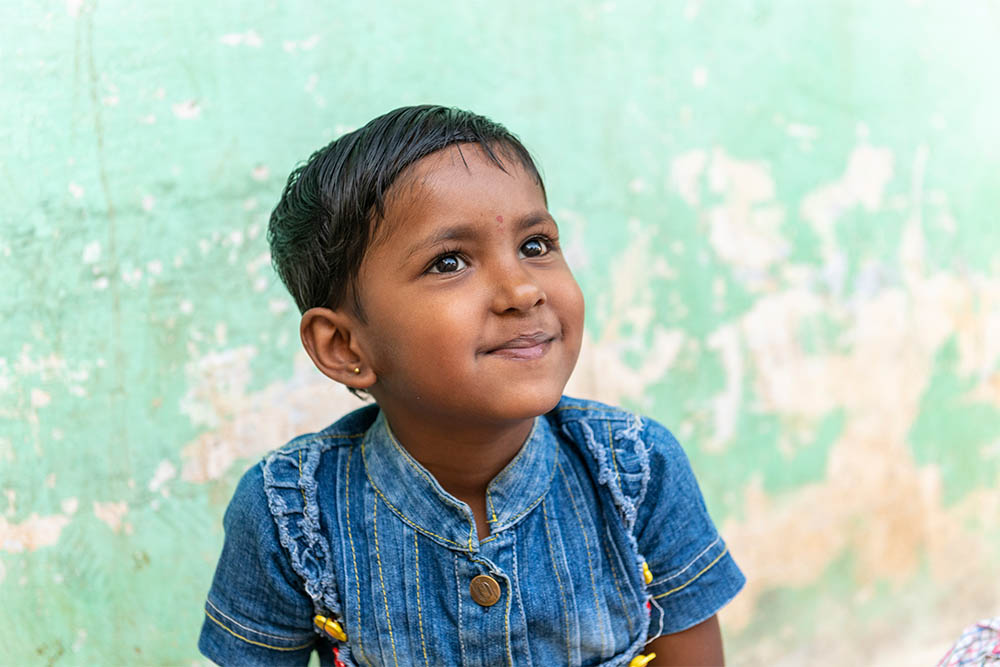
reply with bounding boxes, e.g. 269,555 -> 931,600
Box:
267,105 -> 545,318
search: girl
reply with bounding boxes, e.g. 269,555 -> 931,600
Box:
199,105 -> 744,666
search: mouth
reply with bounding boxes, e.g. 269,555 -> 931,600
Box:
484,331 -> 557,360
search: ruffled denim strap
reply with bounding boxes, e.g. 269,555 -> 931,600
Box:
261,437 -> 344,632
559,410 -> 651,566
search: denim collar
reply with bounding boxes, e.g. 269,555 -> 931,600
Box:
361,409 -> 558,553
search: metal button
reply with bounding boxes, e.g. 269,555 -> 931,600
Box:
469,574 -> 501,607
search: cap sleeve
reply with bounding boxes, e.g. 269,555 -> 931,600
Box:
634,419 -> 746,637
198,464 -> 317,665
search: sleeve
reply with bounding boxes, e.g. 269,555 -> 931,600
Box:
634,419 -> 745,637
198,464 -> 317,666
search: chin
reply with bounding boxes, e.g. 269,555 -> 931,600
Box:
495,382 -> 566,421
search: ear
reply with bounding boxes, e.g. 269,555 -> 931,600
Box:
300,307 -> 377,390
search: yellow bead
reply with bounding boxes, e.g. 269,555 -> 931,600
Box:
629,652 -> 656,667
313,614 -> 347,642
642,561 -> 653,585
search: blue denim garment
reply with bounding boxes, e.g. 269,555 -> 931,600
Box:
199,396 -> 745,666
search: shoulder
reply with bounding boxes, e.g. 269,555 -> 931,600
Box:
547,395 -> 682,461
234,404 -> 379,614
548,396 -> 686,529
242,402 -> 377,548
223,403 -> 378,533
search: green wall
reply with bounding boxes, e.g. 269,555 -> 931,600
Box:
2,1 -> 999,664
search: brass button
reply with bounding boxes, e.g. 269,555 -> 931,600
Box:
469,574 -> 501,607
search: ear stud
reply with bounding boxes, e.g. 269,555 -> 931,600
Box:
353,367 -> 361,375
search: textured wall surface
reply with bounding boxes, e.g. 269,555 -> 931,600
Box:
2,1 -> 999,664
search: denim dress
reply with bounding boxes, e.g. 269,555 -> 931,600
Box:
198,396 -> 745,666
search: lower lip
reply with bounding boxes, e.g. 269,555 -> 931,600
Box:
488,340 -> 552,361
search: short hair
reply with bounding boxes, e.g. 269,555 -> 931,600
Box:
267,105 -> 546,318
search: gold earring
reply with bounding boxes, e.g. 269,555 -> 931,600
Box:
353,367 -> 361,375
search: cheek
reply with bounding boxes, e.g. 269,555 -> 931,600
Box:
370,293 -> 482,370
554,274 -> 585,334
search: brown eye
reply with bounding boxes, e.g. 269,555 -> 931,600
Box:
428,254 -> 466,274
519,237 -> 550,258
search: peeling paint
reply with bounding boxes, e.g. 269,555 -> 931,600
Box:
219,30 -> 263,48
1,514 -> 71,553
705,324 -> 742,452
181,349 -> 364,482
171,100 -> 201,119
721,199 -> 1000,635
92,501 -> 129,534
148,460 -> 176,495
801,144 -> 895,258
5,3 -> 999,664
706,149 -> 788,282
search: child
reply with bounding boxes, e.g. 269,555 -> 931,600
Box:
198,105 -> 744,666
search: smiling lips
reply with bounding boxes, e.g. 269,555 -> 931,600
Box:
486,331 -> 556,360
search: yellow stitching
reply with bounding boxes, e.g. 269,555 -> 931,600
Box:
205,599 -> 308,642
555,406 -> 620,413
599,536 -> 634,637
297,450 -> 307,509
542,499 -> 572,665
487,490 -> 499,524
413,531 -> 430,667
606,421 -> 621,485
362,440 -> 468,548
468,555 -> 490,568
652,536 -> 721,586
366,478 -> 466,548
480,533 -> 499,544
557,460 -> 607,652
345,448 -> 364,661
485,419 -> 542,528
318,432 -> 367,440
502,444 -> 560,527
373,499 -> 400,667
382,422 -> 469,515
484,419 -> 537,490
653,547 -> 729,600
204,610 -> 312,651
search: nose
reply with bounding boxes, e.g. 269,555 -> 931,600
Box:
490,263 -> 546,314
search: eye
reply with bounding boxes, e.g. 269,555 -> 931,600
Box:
427,253 -> 467,274
519,236 -> 553,259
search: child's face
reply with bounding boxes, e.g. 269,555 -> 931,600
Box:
352,144 -> 584,427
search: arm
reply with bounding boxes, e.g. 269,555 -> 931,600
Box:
198,465 -> 318,665
643,614 -> 724,666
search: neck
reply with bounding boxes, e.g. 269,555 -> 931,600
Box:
378,405 -> 535,537
384,409 -> 534,493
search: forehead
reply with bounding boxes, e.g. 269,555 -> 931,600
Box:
372,144 -> 546,245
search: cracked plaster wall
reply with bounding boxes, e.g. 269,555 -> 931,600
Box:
2,1 -> 999,664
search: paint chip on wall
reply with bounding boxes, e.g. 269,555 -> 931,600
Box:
82,241 -> 101,263
1,514 -> 71,553
93,501 -> 128,534
148,460 -> 177,495
219,30 -> 262,47
692,66 -> 708,88
172,100 -> 201,120
31,389 -> 51,408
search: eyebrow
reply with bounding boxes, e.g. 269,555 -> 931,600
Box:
402,212 -> 555,262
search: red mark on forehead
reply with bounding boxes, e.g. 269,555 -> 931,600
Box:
495,215 -> 503,223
